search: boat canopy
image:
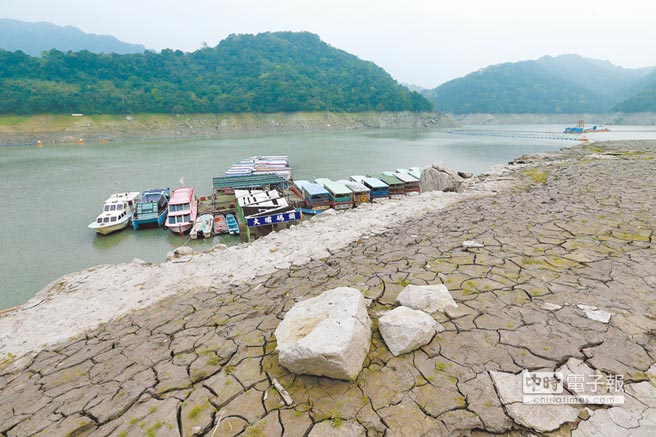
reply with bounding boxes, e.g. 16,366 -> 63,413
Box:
338,179 -> 370,193
362,177 -> 388,189
375,174 -> 404,186
393,172 -> 419,183
170,188 -> 193,205
315,179 -> 352,196
293,180 -> 313,193
303,183 -> 330,197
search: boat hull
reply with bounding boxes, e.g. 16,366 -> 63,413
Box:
133,210 -> 167,230
167,223 -> 193,235
88,218 -> 131,235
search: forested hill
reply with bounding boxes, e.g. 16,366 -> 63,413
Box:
428,55 -> 654,114
0,19 -> 146,56
613,70 -> 656,112
0,31 -> 431,114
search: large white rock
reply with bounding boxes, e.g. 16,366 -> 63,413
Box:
420,162 -> 465,193
490,371 -> 579,433
397,284 -> 458,313
378,306 -> 442,356
274,287 -> 372,381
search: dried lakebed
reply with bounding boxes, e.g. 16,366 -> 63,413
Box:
1,140 -> 656,436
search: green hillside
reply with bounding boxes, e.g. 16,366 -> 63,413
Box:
429,55 -> 654,114
0,31 -> 431,114
613,71 -> 656,112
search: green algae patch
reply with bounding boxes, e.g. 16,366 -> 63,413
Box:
522,168 -> 548,184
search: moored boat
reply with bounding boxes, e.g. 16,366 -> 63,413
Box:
190,214 -> 213,239
352,175 -> 389,199
213,214 -> 229,235
338,179 -> 370,206
225,214 -> 240,235
165,187 -> 198,235
88,191 -> 140,235
315,178 -> 353,210
132,188 -> 170,230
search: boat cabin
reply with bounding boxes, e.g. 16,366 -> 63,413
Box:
374,174 -> 405,197
353,176 -> 389,199
315,178 -> 353,210
338,179 -> 370,206
391,172 -> 420,194
299,182 -> 331,211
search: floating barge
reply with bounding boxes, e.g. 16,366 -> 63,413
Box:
293,180 -> 331,213
389,172 -> 420,194
351,175 -> 389,199
373,173 -> 405,197
338,179 -> 370,206
315,178 -> 353,210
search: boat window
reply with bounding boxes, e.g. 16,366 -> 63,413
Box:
97,218 -> 102,223
110,204 -> 116,211
117,204 -> 123,211
111,217 -> 117,222
184,214 -> 191,222
103,217 -> 110,223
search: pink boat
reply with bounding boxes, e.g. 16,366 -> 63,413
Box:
165,187 -> 198,235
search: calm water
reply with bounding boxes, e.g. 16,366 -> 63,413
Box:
1,124 -> 655,309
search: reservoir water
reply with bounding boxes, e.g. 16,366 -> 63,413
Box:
2,125 -> 656,309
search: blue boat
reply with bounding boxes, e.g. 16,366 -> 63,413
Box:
132,188 -> 170,230
225,214 -> 240,235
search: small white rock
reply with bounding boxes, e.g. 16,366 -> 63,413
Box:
542,303 -> 563,311
462,240 -> 484,249
378,306 -> 442,356
577,304 -> 613,323
397,284 -> 458,313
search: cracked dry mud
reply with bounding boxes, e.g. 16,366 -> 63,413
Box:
1,140 -> 655,436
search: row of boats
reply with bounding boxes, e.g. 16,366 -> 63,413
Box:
87,187 -> 240,237
293,167 -> 423,213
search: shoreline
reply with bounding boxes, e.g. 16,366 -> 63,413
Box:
0,111 -> 458,146
0,139 -> 580,360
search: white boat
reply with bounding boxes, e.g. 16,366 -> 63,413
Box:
190,214 -> 213,239
88,192 -> 140,235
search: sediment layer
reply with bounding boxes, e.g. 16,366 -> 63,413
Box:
0,111 -> 458,145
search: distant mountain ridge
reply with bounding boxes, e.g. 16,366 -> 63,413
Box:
0,31 -> 431,114
0,19 -> 145,56
428,55 -> 656,113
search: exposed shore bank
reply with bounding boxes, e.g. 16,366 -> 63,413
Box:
1,139 -> 654,436
454,112 -> 656,125
0,111 -> 458,145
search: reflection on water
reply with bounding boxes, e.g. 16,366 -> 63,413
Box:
2,125 -> 655,308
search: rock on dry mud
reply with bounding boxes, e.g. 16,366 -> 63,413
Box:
420,161 -> 465,193
274,287 -> 372,380
396,284 -> 458,313
490,370 -> 580,432
378,306 -> 442,356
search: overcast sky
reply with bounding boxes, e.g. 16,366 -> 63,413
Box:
3,0 -> 655,88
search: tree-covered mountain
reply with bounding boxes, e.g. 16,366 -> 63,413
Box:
0,19 -> 146,56
429,55 -> 654,114
0,31 -> 430,114
613,70 -> 656,112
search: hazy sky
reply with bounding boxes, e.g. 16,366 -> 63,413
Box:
3,0 -> 655,88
